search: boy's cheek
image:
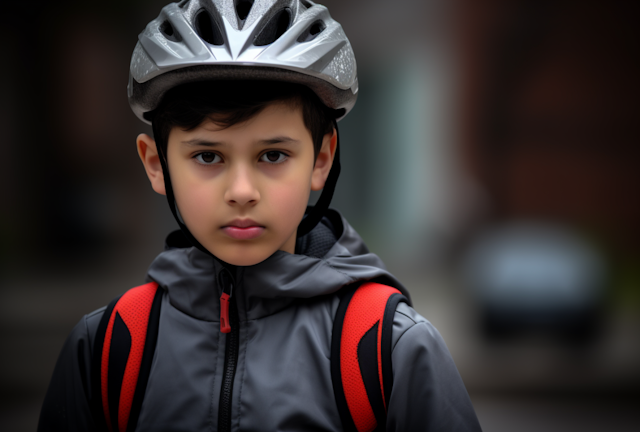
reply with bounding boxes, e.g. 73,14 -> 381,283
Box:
270,182 -> 310,215
175,185 -> 218,225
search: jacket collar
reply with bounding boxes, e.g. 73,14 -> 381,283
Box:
146,210 -> 409,322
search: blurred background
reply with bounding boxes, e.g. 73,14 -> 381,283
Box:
1,0 -> 639,430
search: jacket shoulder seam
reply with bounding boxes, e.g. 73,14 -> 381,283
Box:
82,314 -> 93,357
83,306 -> 106,356
86,305 -> 106,319
395,309 -> 417,325
391,320 -> 425,352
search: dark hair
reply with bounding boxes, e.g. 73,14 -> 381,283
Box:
150,80 -> 336,159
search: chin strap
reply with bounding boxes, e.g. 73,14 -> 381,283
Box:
151,119 -> 341,252
297,120 -> 341,237
152,122 -> 213,257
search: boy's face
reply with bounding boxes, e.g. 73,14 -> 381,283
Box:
138,103 -> 336,266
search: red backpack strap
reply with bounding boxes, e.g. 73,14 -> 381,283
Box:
91,282 -> 163,432
331,282 -> 409,432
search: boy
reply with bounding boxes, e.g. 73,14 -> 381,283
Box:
39,1 -> 482,431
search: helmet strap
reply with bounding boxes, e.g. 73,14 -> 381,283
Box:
152,122 -> 215,257
297,120 -> 341,237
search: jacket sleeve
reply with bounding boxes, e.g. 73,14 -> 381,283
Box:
386,303 -> 482,431
38,308 -> 104,432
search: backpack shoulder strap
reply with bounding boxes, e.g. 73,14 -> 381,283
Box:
91,282 -> 163,432
331,282 -> 409,432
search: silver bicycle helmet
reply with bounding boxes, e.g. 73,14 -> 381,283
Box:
128,0 -> 358,123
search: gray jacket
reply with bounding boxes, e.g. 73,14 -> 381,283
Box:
39,211 -> 482,431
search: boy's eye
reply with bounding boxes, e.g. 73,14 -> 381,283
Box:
261,151 -> 287,164
195,152 -> 221,164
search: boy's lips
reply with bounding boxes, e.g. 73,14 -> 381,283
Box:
222,219 -> 265,240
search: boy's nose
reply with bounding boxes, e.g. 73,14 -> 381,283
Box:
224,165 -> 260,206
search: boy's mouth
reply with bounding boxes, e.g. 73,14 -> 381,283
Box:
222,219 -> 265,240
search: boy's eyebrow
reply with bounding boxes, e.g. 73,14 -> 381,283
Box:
181,139 -> 224,147
181,136 -> 300,147
258,136 -> 300,145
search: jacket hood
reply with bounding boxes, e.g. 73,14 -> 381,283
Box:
146,209 -> 410,323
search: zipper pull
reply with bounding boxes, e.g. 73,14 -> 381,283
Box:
219,270 -> 233,333
220,292 -> 231,333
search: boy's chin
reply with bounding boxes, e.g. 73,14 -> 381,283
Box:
218,256 -> 267,267
208,247 -> 277,267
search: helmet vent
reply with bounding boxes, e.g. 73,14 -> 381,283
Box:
235,0 -> 254,22
178,0 -> 190,8
300,0 -> 314,8
195,9 -> 224,46
297,20 -> 325,43
160,21 -> 182,42
254,8 -> 291,46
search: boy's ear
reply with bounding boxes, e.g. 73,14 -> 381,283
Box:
137,133 -> 166,196
311,128 -> 338,191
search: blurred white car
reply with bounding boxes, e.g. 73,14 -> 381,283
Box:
462,222 -> 607,341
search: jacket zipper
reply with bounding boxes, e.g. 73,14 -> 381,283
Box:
218,269 -> 240,432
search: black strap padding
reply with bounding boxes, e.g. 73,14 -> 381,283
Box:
381,293 -> 408,407
357,322 -> 386,432
108,312 -> 132,432
92,295 -> 122,432
126,286 -> 163,432
331,284 -> 359,432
